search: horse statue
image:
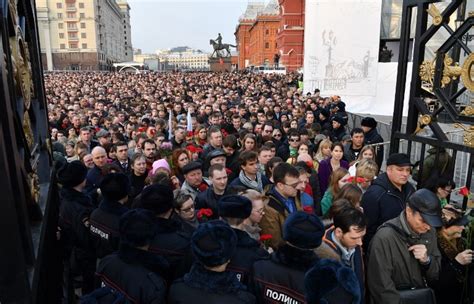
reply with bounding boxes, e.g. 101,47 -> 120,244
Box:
209,39 -> 236,58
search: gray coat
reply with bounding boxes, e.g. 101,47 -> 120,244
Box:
367,212 -> 441,304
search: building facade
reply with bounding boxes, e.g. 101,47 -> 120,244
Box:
235,0 -> 305,72
248,2 -> 280,67
156,48 -> 210,71
276,0 -> 304,71
36,0 -> 132,71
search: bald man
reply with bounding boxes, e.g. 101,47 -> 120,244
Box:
85,146 -> 108,204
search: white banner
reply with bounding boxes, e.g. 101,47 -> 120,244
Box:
304,0 -> 382,96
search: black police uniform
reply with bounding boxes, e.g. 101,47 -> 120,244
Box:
168,263 -> 256,304
227,229 -> 269,286
89,199 -> 129,258
59,187 -> 96,294
149,216 -> 193,283
96,245 -> 168,304
250,244 -> 320,304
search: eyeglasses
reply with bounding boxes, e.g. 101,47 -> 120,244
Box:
273,134 -> 282,137
289,138 -> 300,143
282,182 -> 300,189
442,188 -> 452,194
253,208 -> 265,214
180,206 -> 195,213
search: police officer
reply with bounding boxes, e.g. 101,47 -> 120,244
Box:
251,211 -> 324,303
219,195 -> 269,285
57,161 -> 96,297
168,220 -> 256,303
89,173 -> 130,258
92,209 -> 169,303
305,259 -> 361,304
138,183 -> 193,283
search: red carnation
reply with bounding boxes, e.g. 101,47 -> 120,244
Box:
260,234 -> 273,249
459,186 -> 470,197
198,183 -> 209,192
225,168 -> 232,175
197,208 -> 213,222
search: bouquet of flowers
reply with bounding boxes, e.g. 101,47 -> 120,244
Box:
197,208 -> 213,223
159,141 -> 173,159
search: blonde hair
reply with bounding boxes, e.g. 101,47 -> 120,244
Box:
315,139 -> 333,162
356,159 -> 379,181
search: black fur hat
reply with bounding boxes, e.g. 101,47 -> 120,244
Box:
191,220 -> 237,267
139,184 -> 174,215
100,173 -> 130,201
361,116 -> 377,129
119,209 -> 156,248
331,114 -> 346,126
218,195 -> 252,219
283,211 -> 324,249
304,259 -> 361,304
57,160 -> 88,188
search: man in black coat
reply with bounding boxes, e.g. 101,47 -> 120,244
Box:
90,209 -> 169,303
195,164 -> 230,219
168,220 -> 255,304
89,173 -> 130,258
137,184 -> 193,284
361,116 -> 384,169
219,195 -> 269,286
250,211 -> 325,303
57,161 -> 96,297
361,153 -> 415,252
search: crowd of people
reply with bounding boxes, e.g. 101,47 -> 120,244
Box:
47,71 -> 474,304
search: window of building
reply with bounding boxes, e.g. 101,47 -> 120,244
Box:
57,3 -> 62,8
68,32 -> 77,38
67,12 -> 76,18
69,42 -> 78,49
81,33 -> 86,38
82,43 -> 87,49
80,22 -> 86,28
265,29 -> 269,35
57,13 -> 63,19
60,44 -> 66,49
59,33 -> 64,39
265,42 -> 269,49
58,23 -> 64,29
79,3 -> 84,8
67,22 -> 77,29
80,13 -> 85,18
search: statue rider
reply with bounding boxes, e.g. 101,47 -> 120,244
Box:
216,33 -> 223,49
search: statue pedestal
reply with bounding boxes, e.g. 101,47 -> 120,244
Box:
209,57 -> 232,72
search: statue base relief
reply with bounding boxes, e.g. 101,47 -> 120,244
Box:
208,57 -> 232,72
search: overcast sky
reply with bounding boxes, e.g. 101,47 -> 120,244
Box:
127,0 -> 251,53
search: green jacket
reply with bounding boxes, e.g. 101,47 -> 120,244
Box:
367,212 -> 441,304
321,189 -> 334,216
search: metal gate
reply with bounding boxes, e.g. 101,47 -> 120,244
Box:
0,0 -> 59,303
390,0 -> 474,209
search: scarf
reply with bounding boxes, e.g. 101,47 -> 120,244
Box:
239,170 -> 263,192
437,232 -> 466,282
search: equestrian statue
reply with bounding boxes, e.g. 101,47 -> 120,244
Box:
210,33 -> 236,58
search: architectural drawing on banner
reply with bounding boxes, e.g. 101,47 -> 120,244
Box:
310,29 -> 375,93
